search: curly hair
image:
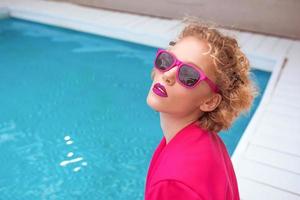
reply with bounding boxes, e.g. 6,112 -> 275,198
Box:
151,16 -> 259,133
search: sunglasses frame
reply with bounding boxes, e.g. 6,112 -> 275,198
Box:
154,48 -> 220,93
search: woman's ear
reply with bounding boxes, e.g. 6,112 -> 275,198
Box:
199,93 -> 222,112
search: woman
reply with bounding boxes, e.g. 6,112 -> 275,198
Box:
145,17 -> 257,200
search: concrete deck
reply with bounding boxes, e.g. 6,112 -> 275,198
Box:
0,0 -> 299,199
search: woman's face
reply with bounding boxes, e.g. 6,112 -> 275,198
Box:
146,36 -> 218,117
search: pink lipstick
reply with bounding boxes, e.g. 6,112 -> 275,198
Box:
152,83 -> 168,97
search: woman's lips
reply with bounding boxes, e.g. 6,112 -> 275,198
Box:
152,83 -> 168,97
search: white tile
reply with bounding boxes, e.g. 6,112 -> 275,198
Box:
287,41 -> 300,58
238,159 -> 300,195
255,36 -> 280,56
236,32 -> 253,47
272,38 -> 294,58
258,112 -> 300,140
238,177 -> 300,200
245,144 -> 300,174
251,127 -> 300,156
242,34 -> 266,53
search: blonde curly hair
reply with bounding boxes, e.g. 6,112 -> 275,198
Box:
151,16 -> 258,133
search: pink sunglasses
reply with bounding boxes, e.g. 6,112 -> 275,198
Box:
154,48 -> 220,93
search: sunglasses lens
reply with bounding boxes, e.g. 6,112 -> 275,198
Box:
155,52 -> 174,70
178,65 -> 200,87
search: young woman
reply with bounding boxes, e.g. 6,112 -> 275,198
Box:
145,17 -> 257,200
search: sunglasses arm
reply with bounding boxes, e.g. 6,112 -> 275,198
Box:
204,77 -> 220,93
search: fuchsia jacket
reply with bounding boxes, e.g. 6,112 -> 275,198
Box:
145,121 -> 240,200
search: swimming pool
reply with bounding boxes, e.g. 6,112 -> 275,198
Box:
0,18 -> 270,199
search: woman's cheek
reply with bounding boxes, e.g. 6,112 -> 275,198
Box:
171,87 -> 190,105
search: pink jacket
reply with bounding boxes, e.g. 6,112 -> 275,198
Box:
145,121 -> 240,200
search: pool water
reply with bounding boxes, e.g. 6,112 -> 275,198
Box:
0,18 -> 270,200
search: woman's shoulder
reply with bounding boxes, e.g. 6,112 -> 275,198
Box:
151,126 -> 228,190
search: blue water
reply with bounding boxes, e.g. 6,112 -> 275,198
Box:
0,18 -> 271,200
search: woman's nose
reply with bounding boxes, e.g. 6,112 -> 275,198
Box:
162,66 -> 177,85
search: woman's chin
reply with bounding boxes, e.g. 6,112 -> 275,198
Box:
146,92 -> 165,112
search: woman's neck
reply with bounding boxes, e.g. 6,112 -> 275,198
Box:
159,110 -> 203,144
